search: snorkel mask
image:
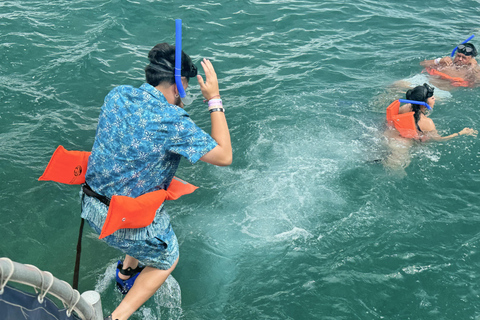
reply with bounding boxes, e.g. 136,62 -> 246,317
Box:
423,83 -> 434,100
450,35 -> 475,57
175,19 -> 196,106
457,44 -> 478,57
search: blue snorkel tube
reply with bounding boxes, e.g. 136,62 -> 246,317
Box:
399,99 -> 432,110
175,19 -> 185,99
175,19 -> 193,105
450,34 -> 475,57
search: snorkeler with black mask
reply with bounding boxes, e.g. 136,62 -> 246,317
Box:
421,41 -> 480,87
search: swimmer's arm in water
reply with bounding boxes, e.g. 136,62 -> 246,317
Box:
420,57 -> 453,68
469,65 -> 480,85
421,119 -> 478,141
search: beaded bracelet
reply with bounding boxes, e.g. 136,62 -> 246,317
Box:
209,107 -> 225,113
203,94 -> 221,103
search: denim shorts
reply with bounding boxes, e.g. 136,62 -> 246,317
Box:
87,217 -> 179,270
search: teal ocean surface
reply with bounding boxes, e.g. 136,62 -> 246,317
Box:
1,0 -> 480,319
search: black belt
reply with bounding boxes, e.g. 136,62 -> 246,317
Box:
82,184 -> 110,206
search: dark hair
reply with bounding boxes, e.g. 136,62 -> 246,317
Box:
145,43 -> 197,86
406,83 -> 434,124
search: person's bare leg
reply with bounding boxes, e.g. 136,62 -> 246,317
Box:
110,257 -> 179,320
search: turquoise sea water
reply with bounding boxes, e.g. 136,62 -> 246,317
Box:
1,0 -> 480,319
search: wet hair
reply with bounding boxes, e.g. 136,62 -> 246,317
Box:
406,83 -> 434,124
458,43 -> 477,57
145,43 -> 197,87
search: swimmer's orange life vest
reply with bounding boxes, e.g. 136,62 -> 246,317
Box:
386,100 -> 419,139
424,67 -> 470,87
39,145 -> 198,239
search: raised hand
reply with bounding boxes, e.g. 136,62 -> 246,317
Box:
197,58 -> 220,100
440,56 -> 453,66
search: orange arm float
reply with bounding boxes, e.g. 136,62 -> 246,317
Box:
39,146 -> 198,238
100,177 -> 197,238
386,100 -> 419,139
424,68 -> 470,87
38,145 -> 90,184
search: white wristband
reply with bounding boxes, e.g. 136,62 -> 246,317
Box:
434,58 -> 441,65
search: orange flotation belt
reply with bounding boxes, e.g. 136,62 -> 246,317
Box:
386,100 -> 419,139
424,67 -> 470,87
39,145 -> 198,239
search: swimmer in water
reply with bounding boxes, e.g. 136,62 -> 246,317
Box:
383,83 -> 477,170
398,83 -> 477,140
420,42 -> 480,87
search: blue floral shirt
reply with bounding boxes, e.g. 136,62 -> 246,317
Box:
81,83 -> 217,239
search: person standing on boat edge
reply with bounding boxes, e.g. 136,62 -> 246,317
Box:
420,42 -> 480,87
81,43 -> 232,320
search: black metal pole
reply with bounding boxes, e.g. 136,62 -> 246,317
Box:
73,218 -> 85,290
